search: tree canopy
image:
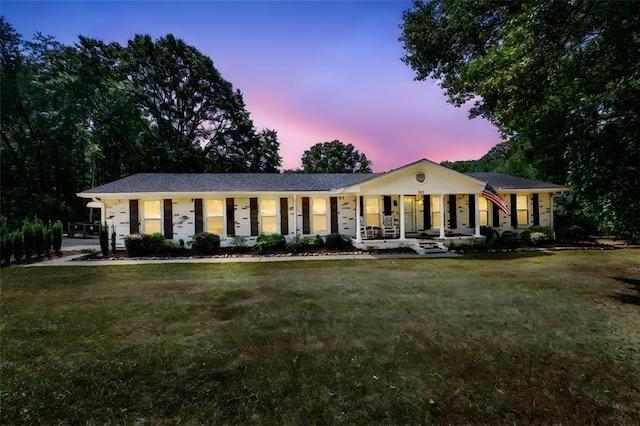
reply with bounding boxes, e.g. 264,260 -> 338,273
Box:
301,140 -> 372,173
0,18 -> 281,225
401,0 -> 639,239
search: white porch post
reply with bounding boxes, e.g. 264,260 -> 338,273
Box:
439,194 -> 445,239
474,193 -> 481,237
399,194 -> 406,240
355,195 -> 362,243
293,194 -> 298,236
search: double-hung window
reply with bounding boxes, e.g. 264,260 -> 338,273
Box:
479,197 -> 489,226
206,199 -> 224,235
431,196 -> 440,229
517,195 -> 529,225
312,198 -> 327,233
261,199 -> 277,234
365,197 -> 380,227
143,200 -> 162,234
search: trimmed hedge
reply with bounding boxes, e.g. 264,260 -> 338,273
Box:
191,232 -> 221,255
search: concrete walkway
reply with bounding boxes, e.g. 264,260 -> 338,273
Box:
24,237 -> 460,267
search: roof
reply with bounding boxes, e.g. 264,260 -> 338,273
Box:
467,172 -> 567,191
79,173 -> 380,195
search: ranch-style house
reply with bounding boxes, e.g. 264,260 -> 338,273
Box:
78,159 -> 568,253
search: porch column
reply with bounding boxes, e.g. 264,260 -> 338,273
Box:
439,194 -> 445,239
293,194 -> 298,236
355,195 -> 362,243
399,194 -> 406,240
474,193 -> 481,237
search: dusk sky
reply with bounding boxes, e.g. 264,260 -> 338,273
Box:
3,0 -> 502,172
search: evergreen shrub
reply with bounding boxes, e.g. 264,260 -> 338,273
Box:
191,232 -> 221,255
325,233 -> 350,250
254,234 -> 286,254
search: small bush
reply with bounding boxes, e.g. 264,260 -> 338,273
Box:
191,232 -> 221,255
99,222 -> 109,257
313,235 -> 324,248
22,219 -> 35,259
556,224 -> 588,244
529,225 -> 554,241
286,235 -> 312,253
110,226 -> 117,253
519,230 -> 532,244
51,221 -> 63,253
33,218 -> 45,257
480,226 -> 499,245
325,233 -> 350,250
500,230 -> 519,248
529,231 -> 548,245
254,234 -> 286,254
12,231 -> 24,262
124,234 -> 148,257
1,234 -> 13,264
230,235 -> 248,252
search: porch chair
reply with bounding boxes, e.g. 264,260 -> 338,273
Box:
382,215 -> 397,238
359,217 -> 374,239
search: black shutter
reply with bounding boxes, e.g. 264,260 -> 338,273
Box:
383,196 -> 392,216
280,197 -> 289,235
532,193 -> 540,226
163,199 -> 173,238
129,200 -> 139,234
469,194 -> 476,228
194,199 -> 203,234
302,197 -> 310,234
492,203 -> 500,228
330,197 -> 338,233
250,198 -> 259,236
359,196 -> 364,218
226,198 -> 235,236
510,194 -> 517,227
424,195 -> 431,229
449,195 -> 457,229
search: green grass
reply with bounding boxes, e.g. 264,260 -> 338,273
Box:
1,251 -> 639,424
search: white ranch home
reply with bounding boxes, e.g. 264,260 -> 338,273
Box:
78,159 -> 568,252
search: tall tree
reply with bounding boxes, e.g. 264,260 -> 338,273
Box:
401,0 -> 640,240
301,140 -> 372,173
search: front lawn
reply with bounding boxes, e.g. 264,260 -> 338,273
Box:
1,251 -> 639,424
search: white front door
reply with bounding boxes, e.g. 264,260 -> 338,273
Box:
404,196 -> 416,233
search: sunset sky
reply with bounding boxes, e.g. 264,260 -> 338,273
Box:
3,0 -> 502,172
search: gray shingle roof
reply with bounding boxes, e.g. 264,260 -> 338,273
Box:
467,172 -> 566,190
81,173 -> 381,194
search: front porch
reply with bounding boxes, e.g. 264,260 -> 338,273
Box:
352,233 -> 486,254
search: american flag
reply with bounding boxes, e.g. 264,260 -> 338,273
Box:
482,183 -> 509,214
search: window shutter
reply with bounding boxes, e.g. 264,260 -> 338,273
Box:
129,200 -> 139,234
302,197 -> 310,234
163,199 -> 173,238
226,198 -> 235,236
423,195 -> 431,229
194,199 -> 203,234
469,194 -> 476,228
330,197 -> 339,233
532,193 -> 540,226
383,196 -> 392,216
250,198 -> 259,236
280,197 -> 289,235
510,194 -> 517,227
492,203 -> 500,228
449,195 -> 457,229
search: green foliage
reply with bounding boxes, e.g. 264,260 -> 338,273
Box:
99,222 -> 109,256
401,1 -> 640,241
230,235 -> 248,252
301,140 -> 372,173
529,226 -> 554,242
480,226 -> 499,245
313,234 -> 324,248
254,233 -> 286,254
286,234 -> 312,254
51,221 -> 63,253
21,219 -> 35,259
123,233 -> 170,257
499,231 -> 519,248
1,233 -> 13,264
325,233 -> 350,251
12,231 -> 23,262
32,218 -> 45,257
191,232 -> 221,255
110,225 -> 117,253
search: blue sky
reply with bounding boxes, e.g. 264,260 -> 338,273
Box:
2,0 -> 502,171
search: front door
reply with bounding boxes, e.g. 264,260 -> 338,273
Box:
404,196 -> 416,233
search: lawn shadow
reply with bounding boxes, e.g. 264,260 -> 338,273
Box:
455,250 -> 555,261
610,276 -> 640,306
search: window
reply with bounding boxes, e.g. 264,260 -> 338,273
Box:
206,199 -> 224,235
365,197 -> 380,227
517,195 -> 529,225
261,199 -> 277,233
312,198 -> 327,233
415,171 -> 427,184
479,197 -> 489,226
431,196 -> 440,229
143,200 -> 161,234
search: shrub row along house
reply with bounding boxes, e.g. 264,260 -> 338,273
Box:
78,159 -> 568,253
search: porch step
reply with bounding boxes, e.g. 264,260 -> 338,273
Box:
411,241 -> 448,255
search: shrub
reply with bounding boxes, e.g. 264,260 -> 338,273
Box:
110,226 -> 117,253
1,234 -> 13,264
286,234 -> 312,253
51,221 -> 63,253
12,231 -> 24,262
500,230 -> 519,248
519,230 -> 532,244
33,218 -> 45,257
254,233 -> 286,254
313,235 -> 324,248
43,226 -> 52,255
99,222 -> 109,257
230,235 -> 248,252
556,224 -> 588,244
325,233 -> 350,250
22,219 -> 35,259
529,225 -> 554,241
191,232 -> 221,255
124,234 -> 149,257
530,231 -> 548,245
480,226 -> 499,245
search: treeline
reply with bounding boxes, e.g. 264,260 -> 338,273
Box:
1,18 -> 282,228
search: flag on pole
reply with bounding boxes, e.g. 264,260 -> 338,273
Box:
482,183 -> 509,214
